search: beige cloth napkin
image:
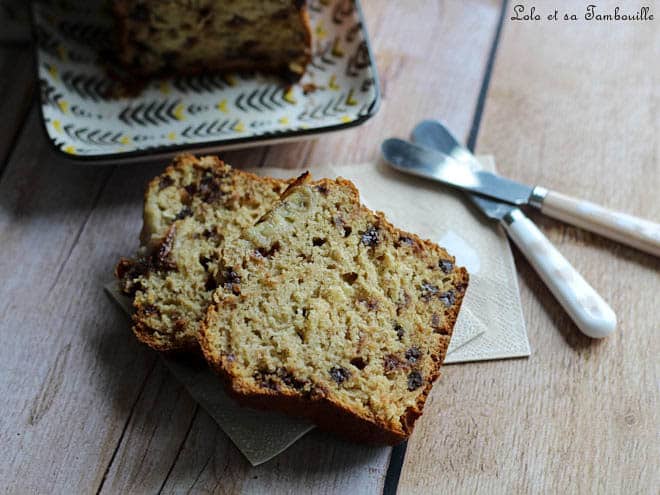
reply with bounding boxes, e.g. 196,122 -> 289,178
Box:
105,155 -> 529,465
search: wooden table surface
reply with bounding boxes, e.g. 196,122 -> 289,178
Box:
1,1 -> 658,493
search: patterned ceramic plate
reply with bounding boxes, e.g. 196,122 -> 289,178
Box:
32,0 -> 380,162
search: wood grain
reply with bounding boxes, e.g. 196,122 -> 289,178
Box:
262,0 -> 504,169
398,1 -> 660,493
160,414 -> 391,495
0,1 -> 503,493
0,109 -> 160,493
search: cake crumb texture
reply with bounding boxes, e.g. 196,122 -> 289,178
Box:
116,154 -> 289,351
112,0 -> 312,80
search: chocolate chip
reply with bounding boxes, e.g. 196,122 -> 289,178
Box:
223,269 -> 240,285
360,226 -> 380,247
312,237 -> 326,247
350,357 -> 366,370
342,272 -> 358,284
115,258 -> 141,281
142,304 -> 158,316
158,175 -> 174,190
204,274 -> 218,291
222,268 -> 240,294
155,227 -> 177,271
394,323 -> 405,340
439,290 -> 456,307
439,259 -> 454,273
253,370 -> 278,390
314,184 -> 329,194
329,366 -> 350,384
175,206 -> 192,220
201,228 -> 218,241
115,257 -> 150,296
199,255 -> 212,271
333,215 -> 352,237
383,354 -> 403,373
198,174 -> 223,203
256,241 -> 280,259
420,282 -> 439,301
184,184 -> 197,195
405,347 -> 421,364
407,371 -> 423,391
277,368 -> 305,390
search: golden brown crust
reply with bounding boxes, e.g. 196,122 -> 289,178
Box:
198,176 -> 469,444
280,170 -> 312,198
204,353 -> 411,444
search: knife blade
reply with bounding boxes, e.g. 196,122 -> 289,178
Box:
382,138 -> 537,207
380,131 -> 618,338
396,120 -> 660,257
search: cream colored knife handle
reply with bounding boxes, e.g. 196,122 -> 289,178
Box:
535,189 -> 660,257
502,209 -> 617,338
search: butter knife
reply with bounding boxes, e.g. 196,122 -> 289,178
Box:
381,132 -> 617,338
385,120 -> 660,258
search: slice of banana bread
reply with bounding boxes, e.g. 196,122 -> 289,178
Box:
115,154 -> 290,351
199,176 -> 469,443
113,0 -> 312,81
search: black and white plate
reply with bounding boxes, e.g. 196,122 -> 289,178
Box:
32,0 -> 380,162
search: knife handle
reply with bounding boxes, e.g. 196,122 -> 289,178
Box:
535,189 -> 660,258
502,209 -> 616,339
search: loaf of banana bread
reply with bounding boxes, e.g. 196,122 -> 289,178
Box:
199,175 -> 469,443
112,0 -> 312,80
